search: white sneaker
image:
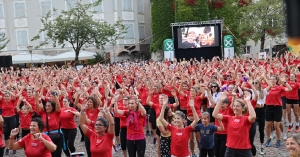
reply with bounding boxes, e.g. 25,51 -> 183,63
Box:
282,132 -> 287,140
260,146 -> 264,155
284,121 -> 288,127
270,131 -> 276,139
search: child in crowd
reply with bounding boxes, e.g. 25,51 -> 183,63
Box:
16,97 -> 33,138
195,112 -> 224,157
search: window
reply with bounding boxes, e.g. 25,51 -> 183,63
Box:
0,30 -> 6,45
139,25 -> 145,40
244,46 -> 251,54
122,0 -> 132,11
0,3 -> 3,18
66,0 -> 77,11
92,0 -> 103,12
14,2 -> 26,18
40,1 -> 52,17
138,0 -> 144,13
124,24 -> 134,39
16,30 -> 28,46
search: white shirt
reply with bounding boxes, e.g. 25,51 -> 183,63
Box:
205,91 -> 223,106
251,89 -> 268,105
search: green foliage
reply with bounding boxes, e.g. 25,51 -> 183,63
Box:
31,0 -> 127,62
0,32 -> 9,51
150,0 -> 175,52
238,0 -> 285,51
87,52 -> 105,65
209,0 -> 245,54
175,0 -> 209,22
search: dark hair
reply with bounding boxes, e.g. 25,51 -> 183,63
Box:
175,110 -> 186,119
271,75 -> 280,85
31,117 -> 45,132
244,89 -> 253,100
97,117 -> 109,132
46,100 -> 56,113
164,106 -> 172,123
87,97 -> 98,108
63,97 -> 74,107
210,82 -> 220,94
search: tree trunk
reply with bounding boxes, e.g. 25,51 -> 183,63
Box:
260,29 -> 266,52
75,50 -> 79,64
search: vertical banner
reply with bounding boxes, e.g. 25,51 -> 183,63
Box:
163,39 -> 175,60
223,35 -> 234,59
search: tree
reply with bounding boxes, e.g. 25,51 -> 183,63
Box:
209,0 -> 246,54
32,0 -> 127,63
0,32 -> 9,51
87,52 -> 105,65
238,0 -> 285,51
175,0 -> 209,22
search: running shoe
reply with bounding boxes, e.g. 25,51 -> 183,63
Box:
260,146 -> 264,155
282,132 -> 287,140
284,121 -> 288,127
265,139 -> 271,147
146,130 -> 150,136
275,140 -> 281,148
270,131 -> 276,139
191,154 -> 197,157
116,144 -> 121,151
295,126 -> 300,133
5,149 -> 9,155
13,150 -> 16,154
288,124 -> 293,132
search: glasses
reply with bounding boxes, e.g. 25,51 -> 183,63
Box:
211,86 -> 218,88
252,82 -> 259,85
95,124 -> 105,127
45,105 -> 52,108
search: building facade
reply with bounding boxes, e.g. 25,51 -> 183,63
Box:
0,0 -> 152,63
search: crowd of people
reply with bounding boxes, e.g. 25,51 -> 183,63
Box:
0,52 -> 300,157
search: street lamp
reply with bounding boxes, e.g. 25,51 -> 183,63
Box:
27,46 -> 33,67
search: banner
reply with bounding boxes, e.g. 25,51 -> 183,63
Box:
259,52 -> 267,59
163,39 -> 175,60
223,35 -> 234,58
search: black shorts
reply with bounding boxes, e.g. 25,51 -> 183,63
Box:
187,118 -> 201,132
149,108 -> 157,130
144,105 -> 151,115
282,97 -> 287,109
265,105 -> 282,122
156,127 -> 161,136
206,108 -> 215,123
286,98 -> 299,104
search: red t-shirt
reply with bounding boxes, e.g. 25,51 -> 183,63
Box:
265,85 -> 286,106
167,125 -> 193,156
151,103 -> 161,118
38,110 -> 61,132
244,100 -> 257,116
137,87 -> 148,105
151,93 -> 160,105
60,107 -> 77,129
223,115 -> 252,149
286,82 -> 300,100
215,107 -> 234,134
25,96 -> 36,112
18,111 -> 33,129
178,91 -> 189,109
86,129 -> 114,157
17,134 -> 52,157
187,96 -> 203,117
86,108 -> 100,130
1,99 -> 17,117
124,110 -> 145,137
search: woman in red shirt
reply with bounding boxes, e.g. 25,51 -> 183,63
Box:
158,97 -> 199,157
34,91 -> 62,157
8,117 -> 57,157
213,92 -> 256,157
1,91 -> 17,155
60,97 -> 80,157
114,96 -> 147,157
264,75 -> 292,148
285,73 -> 300,132
79,100 -> 114,157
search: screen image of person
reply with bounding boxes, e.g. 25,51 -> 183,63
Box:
182,31 -> 197,48
196,26 -> 215,47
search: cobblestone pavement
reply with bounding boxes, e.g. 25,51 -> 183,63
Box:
6,122 -> 291,157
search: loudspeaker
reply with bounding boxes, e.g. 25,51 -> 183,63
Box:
0,56 -> 7,67
5,55 -> 12,67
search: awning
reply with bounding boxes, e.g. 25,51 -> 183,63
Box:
46,51 -> 96,62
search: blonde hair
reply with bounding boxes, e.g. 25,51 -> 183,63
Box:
255,79 -> 265,100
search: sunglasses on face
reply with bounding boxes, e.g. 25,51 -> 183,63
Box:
95,124 -> 105,127
211,86 -> 218,88
252,82 -> 258,85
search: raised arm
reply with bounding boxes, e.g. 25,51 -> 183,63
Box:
102,100 -> 114,135
212,92 -> 227,121
79,103 -> 89,134
34,91 -> 43,113
158,96 -> 169,127
244,91 -> 256,122
189,99 -> 200,129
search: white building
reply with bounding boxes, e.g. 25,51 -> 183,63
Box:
0,0 -> 152,63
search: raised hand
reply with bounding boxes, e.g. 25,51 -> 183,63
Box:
189,99 -> 195,108
244,91 -> 251,101
33,133 -> 44,141
81,103 -> 88,112
10,128 -> 20,137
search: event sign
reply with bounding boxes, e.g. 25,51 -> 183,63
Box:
223,35 -> 234,59
163,39 -> 175,60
